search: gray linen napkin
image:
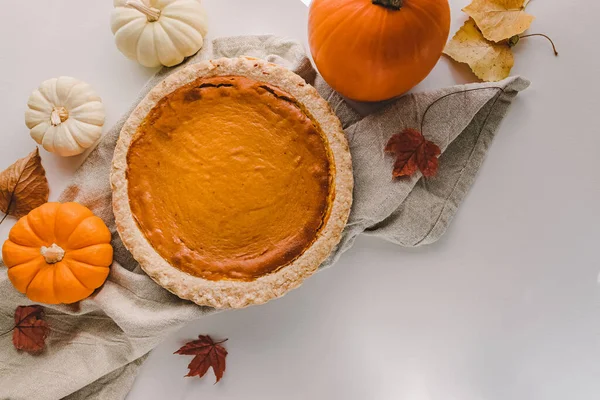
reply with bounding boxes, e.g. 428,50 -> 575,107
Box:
0,35 -> 529,400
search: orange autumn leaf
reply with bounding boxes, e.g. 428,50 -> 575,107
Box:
385,128 -> 441,178
12,305 -> 50,354
175,335 -> 228,383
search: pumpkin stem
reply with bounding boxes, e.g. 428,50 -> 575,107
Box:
372,0 -> 403,10
50,107 -> 69,126
41,244 -> 65,264
126,0 -> 161,22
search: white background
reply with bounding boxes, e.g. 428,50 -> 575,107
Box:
1,1 -> 599,399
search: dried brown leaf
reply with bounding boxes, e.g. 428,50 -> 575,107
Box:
0,148 -> 49,222
444,19 -> 515,82
463,0 -> 535,42
12,305 -> 50,354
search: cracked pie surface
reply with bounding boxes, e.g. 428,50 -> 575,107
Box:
111,57 -> 352,309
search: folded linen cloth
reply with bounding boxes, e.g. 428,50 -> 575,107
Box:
0,35 -> 529,400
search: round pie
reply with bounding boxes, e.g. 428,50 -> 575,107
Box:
111,57 -> 352,309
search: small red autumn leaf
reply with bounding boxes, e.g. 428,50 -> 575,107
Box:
385,128 -> 441,178
12,305 -> 50,354
175,335 -> 228,383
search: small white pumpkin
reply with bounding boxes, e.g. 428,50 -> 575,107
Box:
25,77 -> 106,157
111,0 -> 208,68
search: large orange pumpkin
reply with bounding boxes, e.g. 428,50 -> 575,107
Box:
2,202 -> 113,304
308,0 -> 451,102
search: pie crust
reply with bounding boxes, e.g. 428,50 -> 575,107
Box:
111,57 -> 353,309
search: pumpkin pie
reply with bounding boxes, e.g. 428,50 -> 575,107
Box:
111,57 -> 352,309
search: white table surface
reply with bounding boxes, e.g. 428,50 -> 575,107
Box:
1,0 -> 599,399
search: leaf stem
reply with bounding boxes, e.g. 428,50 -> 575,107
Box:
519,33 -> 558,56
0,307 -> 45,337
214,338 -> 228,345
0,328 -> 14,337
420,87 -> 505,134
0,213 -> 7,225
413,88 -> 506,245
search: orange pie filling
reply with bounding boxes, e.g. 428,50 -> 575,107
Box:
126,76 -> 334,281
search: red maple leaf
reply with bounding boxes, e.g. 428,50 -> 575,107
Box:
175,335 -> 228,383
385,128 -> 441,178
12,305 -> 50,354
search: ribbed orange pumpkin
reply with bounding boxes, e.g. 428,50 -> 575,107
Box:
308,0 -> 451,102
2,202 -> 113,304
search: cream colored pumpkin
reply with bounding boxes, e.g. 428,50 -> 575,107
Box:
111,0 -> 208,68
25,77 -> 106,157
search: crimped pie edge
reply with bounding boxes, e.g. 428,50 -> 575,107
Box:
111,57 -> 353,309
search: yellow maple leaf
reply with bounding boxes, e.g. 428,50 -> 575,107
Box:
443,19 -> 514,82
463,0 -> 535,42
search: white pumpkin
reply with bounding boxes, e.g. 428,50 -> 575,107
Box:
111,0 -> 208,68
25,77 -> 106,157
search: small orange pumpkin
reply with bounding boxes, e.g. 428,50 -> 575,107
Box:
308,0 -> 451,102
2,202 -> 113,304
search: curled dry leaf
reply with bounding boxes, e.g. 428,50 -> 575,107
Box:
444,19 -> 514,82
175,335 -> 228,383
385,128 -> 441,178
0,148 -> 49,223
12,305 -> 50,354
463,0 -> 535,42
